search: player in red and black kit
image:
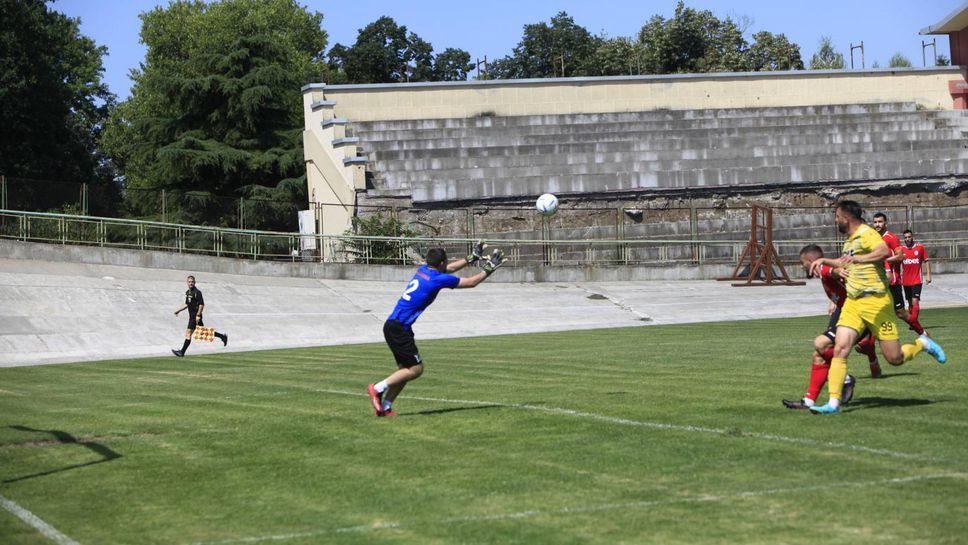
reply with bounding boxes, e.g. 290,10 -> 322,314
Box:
900,229 -> 932,326
872,212 -> 927,337
783,245 -> 882,409
172,275 -> 227,357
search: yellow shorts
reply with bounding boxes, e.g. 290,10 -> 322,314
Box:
837,292 -> 899,341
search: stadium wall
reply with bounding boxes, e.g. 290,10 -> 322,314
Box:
304,67 -> 966,122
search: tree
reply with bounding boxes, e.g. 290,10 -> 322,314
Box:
809,36 -> 845,69
434,48 -> 474,81
637,2 -> 748,74
327,16 -> 472,83
889,52 -> 912,68
0,0 -> 117,208
590,36 -> 643,76
745,31 -> 803,71
102,0 -> 327,228
936,54 -> 950,66
490,12 -> 603,79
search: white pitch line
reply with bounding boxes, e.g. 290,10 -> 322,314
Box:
191,472 -> 967,545
0,494 -> 80,545
315,388 -> 944,462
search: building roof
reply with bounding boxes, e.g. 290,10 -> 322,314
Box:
921,2 -> 968,34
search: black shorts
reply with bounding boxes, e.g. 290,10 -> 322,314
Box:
889,284 -> 905,311
824,307 -> 842,341
903,284 -> 923,303
384,320 -> 422,368
187,315 -> 204,330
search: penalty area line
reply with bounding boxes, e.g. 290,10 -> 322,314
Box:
0,494 -> 80,545
190,472 -> 967,545
316,388 -> 945,462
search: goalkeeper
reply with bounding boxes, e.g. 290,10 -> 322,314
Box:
367,241 -> 505,417
172,275 -> 228,357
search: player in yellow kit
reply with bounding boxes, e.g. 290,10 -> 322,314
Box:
807,200 -> 947,414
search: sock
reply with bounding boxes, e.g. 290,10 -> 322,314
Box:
381,400 -> 392,412
902,340 -> 925,362
857,337 -> 877,363
374,381 -> 389,394
802,397 -> 816,407
806,363 -> 829,402
181,339 -> 191,352
910,301 -> 920,322
215,332 -> 226,342
821,347 -> 835,363
827,357 -> 848,401
906,317 -> 925,335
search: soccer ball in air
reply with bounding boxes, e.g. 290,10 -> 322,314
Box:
536,193 -> 559,215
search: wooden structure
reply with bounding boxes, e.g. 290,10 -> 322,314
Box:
719,205 -> 804,287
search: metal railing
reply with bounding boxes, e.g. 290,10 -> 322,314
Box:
1,209 -> 965,267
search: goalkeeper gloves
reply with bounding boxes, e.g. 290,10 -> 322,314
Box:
465,240 -> 487,263
482,248 -> 506,275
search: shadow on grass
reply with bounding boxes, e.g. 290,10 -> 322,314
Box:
846,397 -> 936,411
2,425 -> 122,484
863,372 -> 920,380
402,404 -> 503,417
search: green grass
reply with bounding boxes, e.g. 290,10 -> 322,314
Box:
1,308 -> 967,545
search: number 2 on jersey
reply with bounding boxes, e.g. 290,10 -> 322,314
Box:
401,279 -> 419,301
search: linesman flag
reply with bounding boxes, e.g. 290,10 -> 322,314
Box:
192,326 -> 216,342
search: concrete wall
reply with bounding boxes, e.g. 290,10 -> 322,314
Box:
3,239 -> 967,367
304,68 -> 966,122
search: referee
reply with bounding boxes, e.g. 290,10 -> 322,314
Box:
172,275 -> 227,356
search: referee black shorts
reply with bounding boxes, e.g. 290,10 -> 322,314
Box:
187,315 -> 203,330
383,320 -> 422,368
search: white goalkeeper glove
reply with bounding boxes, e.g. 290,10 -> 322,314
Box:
482,248 -> 506,275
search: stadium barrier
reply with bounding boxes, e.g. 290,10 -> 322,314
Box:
2,209 -> 965,269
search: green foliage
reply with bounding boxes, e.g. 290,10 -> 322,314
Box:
809,36 -> 845,69
327,16 -> 473,83
102,0 -> 323,228
638,2 -> 748,74
0,0 -> 118,198
889,52 -> 913,68
494,4 -> 802,78
491,12 -> 603,78
745,31 -> 803,71
936,54 -> 950,66
343,213 -> 418,263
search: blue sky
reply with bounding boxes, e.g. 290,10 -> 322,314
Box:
56,0 -> 960,100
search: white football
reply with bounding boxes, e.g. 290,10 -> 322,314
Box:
536,193 -> 559,215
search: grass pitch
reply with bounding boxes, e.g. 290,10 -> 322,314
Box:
1,308 -> 967,545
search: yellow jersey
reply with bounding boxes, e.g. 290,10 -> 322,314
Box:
842,224 -> 889,298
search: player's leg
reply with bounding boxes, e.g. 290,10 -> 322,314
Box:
784,334 -> 833,410
907,284 -> 926,335
174,316 -> 195,356
811,300 -> 863,414
854,329 -> 882,378
370,320 -> 422,416
892,284 -> 925,335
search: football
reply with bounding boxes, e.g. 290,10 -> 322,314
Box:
535,193 -> 559,215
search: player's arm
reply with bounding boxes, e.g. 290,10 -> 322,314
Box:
174,304 -> 188,316
456,249 -> 505,288
196,303 -> 204,318
839,242 -> 890,265
447,240 -> 487,273
886,246 -> 903,264
924,259 -> 932,284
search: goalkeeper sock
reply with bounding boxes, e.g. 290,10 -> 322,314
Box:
374,381 -> 389,394
181,339 -> 191,353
